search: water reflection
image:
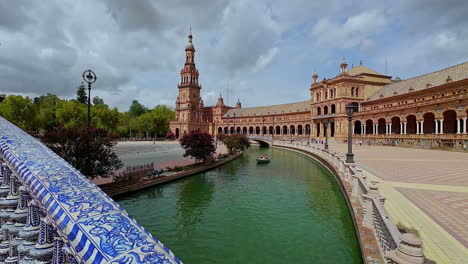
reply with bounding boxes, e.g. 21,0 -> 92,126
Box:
175,175 -> 214,237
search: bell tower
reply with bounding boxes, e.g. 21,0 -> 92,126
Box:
175,33 -> 201,122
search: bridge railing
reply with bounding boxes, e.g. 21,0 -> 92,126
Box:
0,117 -> 182,264
273,140 -> 426,264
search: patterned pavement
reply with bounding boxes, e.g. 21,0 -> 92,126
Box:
396,188 -> 468,248
327,141 -> 468,264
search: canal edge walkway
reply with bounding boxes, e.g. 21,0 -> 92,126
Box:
100,152 -> 243,197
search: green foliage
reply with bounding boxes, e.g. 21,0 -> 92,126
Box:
76,82 -> 87,104
55,100 -> 87,128
0,93 -> 174,139
0,95 -> 37,130
35,94 -> 61,130
223,133 -> 251,154
93,96 -> 105,105
128,100 -> 147,117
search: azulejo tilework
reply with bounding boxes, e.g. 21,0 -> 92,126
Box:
0,117 -> 182,264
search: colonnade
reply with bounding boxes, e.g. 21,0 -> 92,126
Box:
355,116 -> 467,135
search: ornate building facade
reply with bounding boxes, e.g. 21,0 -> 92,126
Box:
170,34 -> 468,149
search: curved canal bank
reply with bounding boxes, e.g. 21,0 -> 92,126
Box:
116,147 -> 362,264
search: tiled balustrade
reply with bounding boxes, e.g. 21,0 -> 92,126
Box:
0,117 -> 182,264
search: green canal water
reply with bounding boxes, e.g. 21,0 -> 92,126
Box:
116,147 -> 362,263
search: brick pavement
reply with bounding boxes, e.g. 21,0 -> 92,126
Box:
326,141 -> 468,264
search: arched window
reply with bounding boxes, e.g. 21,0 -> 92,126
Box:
317,107 -> 321,115
356,87 -> 359,97
351,87 -> 355,97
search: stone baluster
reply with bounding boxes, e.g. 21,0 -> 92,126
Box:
338,159 -> 346,179
29,216 -> 54,262
6,186 -> 30,263
52,231 -> 65,264
6,172 -> 20,202
386,233 -> 426,264
362,183 -> 384,228
344,164 -> 350,183
62,245 -> 78,264
0,164 -> 11,197
18,199 -> 41,260
351,168 -> 362,198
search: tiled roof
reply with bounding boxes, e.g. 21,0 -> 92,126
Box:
348,65 -> 383,76
224,101 -> 310,117
369,62 -> 468,100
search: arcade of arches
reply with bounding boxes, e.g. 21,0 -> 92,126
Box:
169,34 -> 468,149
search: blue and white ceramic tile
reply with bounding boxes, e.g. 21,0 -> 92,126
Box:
0,117 -> 182,264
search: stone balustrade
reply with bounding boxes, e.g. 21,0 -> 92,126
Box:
272,140 -> 428,264
0,117 -> 182,264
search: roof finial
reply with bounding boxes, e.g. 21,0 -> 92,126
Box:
190,26 -> 192,35
360,60 -> 363,65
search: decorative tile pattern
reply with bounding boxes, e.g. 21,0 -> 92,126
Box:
0,117 -> 182,264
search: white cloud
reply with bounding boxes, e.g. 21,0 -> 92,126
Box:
311,10 -> 388,50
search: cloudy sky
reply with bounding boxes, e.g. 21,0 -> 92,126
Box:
1,0 -> 467,111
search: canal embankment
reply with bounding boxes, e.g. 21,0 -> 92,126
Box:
272,142 -> 428,264
100,152 -> 243,197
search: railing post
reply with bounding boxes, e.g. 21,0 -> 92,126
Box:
386,233 -> 426,264
352,167 -> 362,197
29,217 -> 54,262
363,183 -> 381,228
52,231 -> 65,264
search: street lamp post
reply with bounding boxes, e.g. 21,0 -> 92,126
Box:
346,103 -> 359,163
82,69 -> 97,128
324,120 -> 329,150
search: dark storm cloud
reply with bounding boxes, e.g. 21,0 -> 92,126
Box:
104,0 -> 162,32
0,0 -> 466,110
0,1 -> 34,31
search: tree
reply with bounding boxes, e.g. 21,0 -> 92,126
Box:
35,94 -> 61,131
93,104 -> 119,132
0,95 -> 37,131
93,96 -> 105,105
179,130 -> 216,162
223,134 -> 251,154
55,100 -> 87,128
42,125 -> 123,179
128,100 -> 147,117
166,131 -> 175,140
76,82 -> 87,104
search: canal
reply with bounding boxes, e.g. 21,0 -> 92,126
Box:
116,146 -> 362,263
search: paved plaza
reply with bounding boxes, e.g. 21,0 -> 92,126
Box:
327,141 -> 468,264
